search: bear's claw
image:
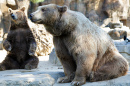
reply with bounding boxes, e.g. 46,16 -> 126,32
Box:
8,46 -> 12,51
28,51 -> 34,56
57,77 -> 71,83
25,63 -> 32,70
0,65 -> 5,71
71,81 -> 83,86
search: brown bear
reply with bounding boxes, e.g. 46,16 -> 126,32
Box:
30,4 -> 129,86
0,7 -> 39,71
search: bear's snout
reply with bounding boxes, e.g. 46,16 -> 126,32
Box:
29,13 -> 41,23
30,14 -> 33,20
11,14 -> 16,20
30,14 -> 35,22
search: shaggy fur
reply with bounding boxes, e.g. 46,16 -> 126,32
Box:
0,7 -> 39,71
30,4 -> 129,86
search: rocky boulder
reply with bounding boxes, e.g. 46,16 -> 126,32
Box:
37,0 -> 129,27
107,26 -> 130,40
108,29 -> 127,40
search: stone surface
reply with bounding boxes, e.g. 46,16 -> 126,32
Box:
28,20 -> 54,56
0,51 -> 63,86
0,50 -> 129,86
0,73 -> 55,86
0,68 -> 130,86
54,69 -> 130,86
102,26 -> 130,40
49,48 -> 61,66
6,0 -> 16,5
114,39 -> 130,65
108,29 -> 127,40
17,0 -> 30,16
30,0 -> 129,27
109,23 -> 123,29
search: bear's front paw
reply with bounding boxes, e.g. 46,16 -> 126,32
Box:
71,77 -> 86,86
25,63 -> 36,70
57,76 -> 72,83
28,43 -> 36,56
7,46 -> 11,51
0,65 -> 5,71
71,81 -> 85,86
5,45 -> 11,52
3,40 -> 12,51
25,63 -> 32,70
28,51 -> 35,56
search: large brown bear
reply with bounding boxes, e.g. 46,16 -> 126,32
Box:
0,7 -> 39,70
30,4 -> 129,86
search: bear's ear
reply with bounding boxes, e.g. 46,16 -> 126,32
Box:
57,5 -> 67,13
8,8 -> 12,13
20,7 -> 25,12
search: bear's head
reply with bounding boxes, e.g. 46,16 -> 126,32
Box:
30,4 -> 69,36
8,7 -> 26,24
30,4 -> 67,25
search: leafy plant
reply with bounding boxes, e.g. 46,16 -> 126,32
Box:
30,0 -> 44,3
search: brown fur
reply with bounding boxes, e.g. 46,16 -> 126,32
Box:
0,7 -> 39,71
30,4 -> 129,86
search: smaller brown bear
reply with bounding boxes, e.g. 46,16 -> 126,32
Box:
0,7 -> 39,70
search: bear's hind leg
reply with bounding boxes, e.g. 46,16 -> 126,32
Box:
90,55 -> 129,82
21,56 -> 39,70
0,55 -> 20,70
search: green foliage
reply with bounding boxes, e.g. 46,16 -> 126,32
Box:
30,0 -> 44,3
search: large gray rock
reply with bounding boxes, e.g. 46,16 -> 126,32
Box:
114,40 -> 130,65
108,29 -> 127,40
0,74 -> 54,86
0,70 -> 55,86
0,70 -> 64,86
28,20 -> 54,56
32,0 -> 130,27
6,0 -> 16,5
105,25 -> 130,40
49,48 -> 61,66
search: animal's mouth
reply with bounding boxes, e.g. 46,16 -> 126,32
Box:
31,19 -> 42,23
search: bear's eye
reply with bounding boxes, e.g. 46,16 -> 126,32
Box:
41,8 -> 45,12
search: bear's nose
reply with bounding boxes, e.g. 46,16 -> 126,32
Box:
30,14 -> 33,19
11,14 -> 15,19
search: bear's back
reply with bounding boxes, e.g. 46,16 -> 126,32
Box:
65,10 -> 111,40
64,9 -> 115,52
